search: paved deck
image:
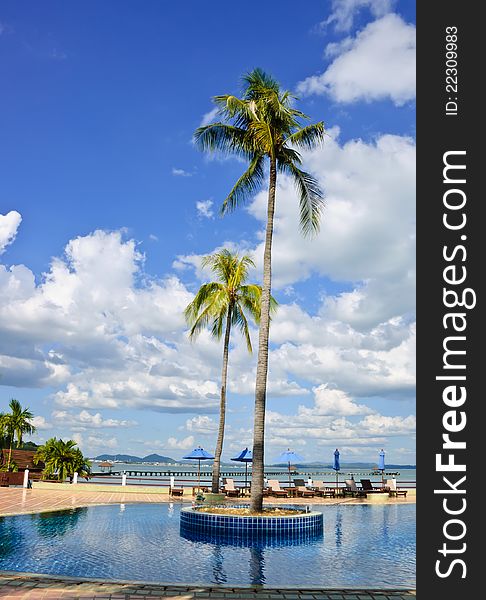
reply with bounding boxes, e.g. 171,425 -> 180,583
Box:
0,487 -> 415,517
0,573 -> 415,600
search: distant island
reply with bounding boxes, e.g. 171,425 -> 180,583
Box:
271,462 -> 416,469
93,453 -> 178,463
91,454 -> 415,469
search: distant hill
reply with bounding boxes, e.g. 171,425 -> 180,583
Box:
271,462 -> 416,469
93,453 -> 177,463
142,454 -> 178,463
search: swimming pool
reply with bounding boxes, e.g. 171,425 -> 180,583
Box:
0,503 -> 415,587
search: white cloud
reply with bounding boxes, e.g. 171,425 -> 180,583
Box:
322,0 -> 395,32
29,415 -> 52,430
298,14 -> 416,105
200,107 -> 218,127
49,48 -> 68,61
267,323 -> 415,399
238,130 -> 415,329
70,432 -> 118,454
185,415 -> 218,434
87,435 -> 118,451
172,167 -> 192,177
310,385 -> 373,415
164,435 -> 196,450
52,409 -> 137,429
263,386 -> 415,451
196,199 -> 214,219
0,211 -> 22,254
0,228 -> 225,412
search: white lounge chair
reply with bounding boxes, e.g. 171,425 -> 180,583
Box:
386,478 -> 408,497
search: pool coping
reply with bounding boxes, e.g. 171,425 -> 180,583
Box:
0,570 -> 416,595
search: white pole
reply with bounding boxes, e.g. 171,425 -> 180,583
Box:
23,469 -> 29,488
73,472 -> 78,484
170,476 -> 175,491
122,471 -> 127,486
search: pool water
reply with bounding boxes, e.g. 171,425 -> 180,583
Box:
0,503 -> 415,587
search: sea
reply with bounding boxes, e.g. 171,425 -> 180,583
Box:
86,461 -> 416,488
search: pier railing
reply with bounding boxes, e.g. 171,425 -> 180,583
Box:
83,472 -> 416,489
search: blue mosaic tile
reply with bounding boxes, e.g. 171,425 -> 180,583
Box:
180,505 -> 323,543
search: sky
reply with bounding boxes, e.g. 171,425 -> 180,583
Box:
0,0 -> 416,464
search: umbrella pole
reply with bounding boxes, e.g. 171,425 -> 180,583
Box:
198,460 -> 200,493
245,462 -> 248,491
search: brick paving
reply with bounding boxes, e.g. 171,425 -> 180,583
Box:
0,573 -> 415,600
0,488 -> 415,599
0,488 -> 415,518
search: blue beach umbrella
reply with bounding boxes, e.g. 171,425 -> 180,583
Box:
276,449 -> 304,486
182,446 -> 215,492
378,449 -> 386,485
231,447 -> 253,490
332,449 -> 341,489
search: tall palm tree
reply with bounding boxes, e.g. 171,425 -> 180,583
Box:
194,69 -> 324,511
3,399 -> 36,471
184,249 -> 275,494
34,438 -> 91,481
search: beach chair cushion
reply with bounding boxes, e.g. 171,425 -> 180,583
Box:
268,479 -> 289,497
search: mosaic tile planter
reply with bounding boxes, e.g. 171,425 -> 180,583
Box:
180,504 -> 323,543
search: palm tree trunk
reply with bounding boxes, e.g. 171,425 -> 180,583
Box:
7,440 -> 12,471
250,157 -> 277,512
211,308 -> 232,493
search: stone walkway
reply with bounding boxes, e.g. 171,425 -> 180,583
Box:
0,573 -> 415,600
0,487 -> 414,517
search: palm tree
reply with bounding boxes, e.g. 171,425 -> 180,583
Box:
3,399 -> 36,471
0,412 -> 8,450
194,69 -> 324,511
184,249 -> 275,493
34,438 -> 91,482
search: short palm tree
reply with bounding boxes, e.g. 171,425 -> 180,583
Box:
34,438 -> 91,481
2,399 -> 36,471
194,69 -> 325,511
184,249 -> 275,494
0,412 -> 8,450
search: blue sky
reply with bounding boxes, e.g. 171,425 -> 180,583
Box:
0,0 -> 416,464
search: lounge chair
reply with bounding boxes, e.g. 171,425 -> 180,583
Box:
292,478 -> 314,496
268,479 -> 289,497
386,478 -> 408,497
169,486 -> 184,496
311,481 -> 336,498
221,478 -> 240,497
343,479 -> 367,498
360,479 -> 388,493
295,486 -> 315,497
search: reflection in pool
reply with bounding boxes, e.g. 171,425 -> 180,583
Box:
0,503 -> 415,587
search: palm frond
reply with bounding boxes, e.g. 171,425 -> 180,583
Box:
222,154 -> 265,214
231,303 -> 252,353
213,95 -> 254,128
193,123 -> 252,159
184,282 -> 224,323
278,159 -> 324,236
285,122 -> 325,150
243,68 -> 280,96
230,255 -> 255,288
